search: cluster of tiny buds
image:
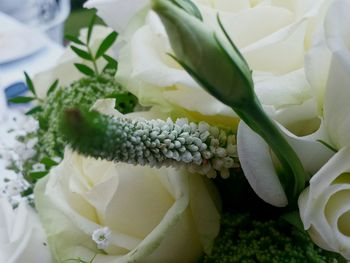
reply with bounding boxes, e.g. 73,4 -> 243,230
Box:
99,116 -> 240,179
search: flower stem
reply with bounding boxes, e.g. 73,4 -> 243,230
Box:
234,96 -> 307,206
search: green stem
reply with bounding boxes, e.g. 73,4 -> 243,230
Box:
87,45 -> 99,75
234,96 -> 307,206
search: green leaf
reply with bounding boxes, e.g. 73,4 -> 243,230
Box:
216,15 -> 249,67
95,32 -> 118,59
102,54 -> 118,73
30,171 -> 48,180
87,14 -> 96,44
317,140 -> 338,153
65,34 -> 85,46
71,46 -> 93,61
40,157 -> 59,168
21,187 -> 33,197
281,211 -> 305,232
171,0 -> 203,21
26,106 -> 43,115
24,71 -> 36,96
74,63 -> 95,76
9,96 -> 35,104
47,79 -> 59,96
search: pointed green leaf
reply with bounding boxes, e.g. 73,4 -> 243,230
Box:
47,79 -> 59,96
217,15 -> 249,67
171,0 -> 202,20
95,32 -> 118,59
102,54 -> 118,73
65,34 -> 85,46
9,96 -> 35,104
26,106 -> 43,115
317,140 -> 338,153
281,211 -> 305,232
74,63 -> 95,76
21,187 -> 33,197
24,72 -> 36,96
70,46 -> 93,61
40,157 -> 59,168
87,14 -> 96,44
30,171 -> 48,180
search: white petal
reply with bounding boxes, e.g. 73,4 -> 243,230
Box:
84,0 -> 149,33
237,120 -> 334,207
254,68 -> 312,109
237,121 -> 288,207
298,147 -> 350,259
324,51 -> 350,148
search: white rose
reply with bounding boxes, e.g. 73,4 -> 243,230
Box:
35,150 -> 220,263
0,198 -> 51,263
299,147 -> 350,260
234,0 -> 350,207
86,0 -> 331,128
33,25 -> 114,99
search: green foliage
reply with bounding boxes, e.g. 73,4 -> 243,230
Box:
200,213 -> 345,263
34,72 -> 125,159
67,15 -> 118,76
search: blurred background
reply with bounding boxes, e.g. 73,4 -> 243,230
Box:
65,0 -> 104,38
0,0 -> 104,44
0,0 -> 104,116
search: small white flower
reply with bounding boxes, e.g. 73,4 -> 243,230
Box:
22,118 -> 39,133
92,227 -> 111,250
3,178 -> 28,197
52,156 -> 62,163
32,163 -> 46,172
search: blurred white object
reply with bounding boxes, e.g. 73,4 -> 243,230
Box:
0,0 -> 70,44
0,81 -> 5,120
0,13 -> 47,64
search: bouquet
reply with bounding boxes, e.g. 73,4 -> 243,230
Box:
1,0 -> 350,262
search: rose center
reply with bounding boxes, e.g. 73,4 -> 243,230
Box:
338,211 -> 350,237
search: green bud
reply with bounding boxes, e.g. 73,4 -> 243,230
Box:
152,0 -> 308,207
151,0 -> 254,109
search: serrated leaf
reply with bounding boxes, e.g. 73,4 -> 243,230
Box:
87,14 -> 96,44
47,79 -> 59,96
24,71 -> 36,95
71,46 -> 93,60
9,96 -> 35,104
26,106 -> 43,115
65,34 -> 85,45
40,157 -> 58,168
95,32 -> 118,59
74,63 -> 95,76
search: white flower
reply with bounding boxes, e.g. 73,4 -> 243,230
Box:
35,150 -> 220,263
92,227 -> 112,250
32,163 -> 46,172
84,0 -> 149,33
297,0 -> 350,258
2,178 -> 28,197
299,147 -> 350,260
0,198 -> 51,263
235,0 -> 350,207
237,121 -> 334,207
85,0 -> 331,128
